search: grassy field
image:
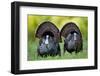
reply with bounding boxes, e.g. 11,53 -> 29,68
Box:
28,38 -> 88,61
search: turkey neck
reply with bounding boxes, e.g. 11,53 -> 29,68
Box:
74,33 -> 77,40
45,35 -> 49,45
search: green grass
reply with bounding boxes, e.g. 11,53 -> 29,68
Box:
28,39 -> 88,61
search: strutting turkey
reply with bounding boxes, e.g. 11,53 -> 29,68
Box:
36,21 -> 61,57
60,22 -> 83,54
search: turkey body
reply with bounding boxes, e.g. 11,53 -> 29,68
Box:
38,35 -> 61,57
64,32 -> 82,54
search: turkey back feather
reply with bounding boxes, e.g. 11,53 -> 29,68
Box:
35,21 -> 60,42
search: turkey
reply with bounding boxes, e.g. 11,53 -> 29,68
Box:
60,22 -> 83,54
36,21 -> 61,57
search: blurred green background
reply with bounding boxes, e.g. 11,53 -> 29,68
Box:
28,15 -> 88,61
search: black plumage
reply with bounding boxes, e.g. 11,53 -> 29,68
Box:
37,35 -> 61,57
61,22 -> 83,54
64,31 -> 82,54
